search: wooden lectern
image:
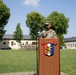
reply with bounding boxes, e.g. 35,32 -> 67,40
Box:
38,38 -> 60,75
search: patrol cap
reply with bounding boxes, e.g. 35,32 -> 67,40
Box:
45,21 -> 52,25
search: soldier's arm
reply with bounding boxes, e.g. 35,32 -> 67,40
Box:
53,31 -> 57,38
40,30 -> 47,38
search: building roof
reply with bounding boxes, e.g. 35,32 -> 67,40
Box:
3,34 -> 76,42
64,37 -> 76,42
3,34 -> 31,40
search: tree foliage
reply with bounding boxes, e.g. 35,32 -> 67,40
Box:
13,23 -> 24,43
26,11 -> 69,45
46,11 -> 69,45
46,11 -> 69,35
57,34 -> 65,46
0,0 -> 10,41
26,11 -> 45,39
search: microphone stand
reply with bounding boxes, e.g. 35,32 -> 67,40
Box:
34,32 -> 40,75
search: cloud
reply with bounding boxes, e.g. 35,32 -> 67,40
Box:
23,0 -> 40,7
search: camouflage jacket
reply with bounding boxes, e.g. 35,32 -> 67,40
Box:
41,29 -> 57,38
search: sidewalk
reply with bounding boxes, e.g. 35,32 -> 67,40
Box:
0,72 -> 69,75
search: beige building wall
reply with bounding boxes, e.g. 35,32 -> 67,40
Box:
65,42 -> 76,49
0,39 -> 36,49
1,39 -> 76,50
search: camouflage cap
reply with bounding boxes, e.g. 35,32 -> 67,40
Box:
45,21 -> 52,25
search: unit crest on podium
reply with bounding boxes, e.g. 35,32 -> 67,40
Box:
41,42 -> 57,56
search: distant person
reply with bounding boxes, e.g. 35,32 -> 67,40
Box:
41,21 -> 57,38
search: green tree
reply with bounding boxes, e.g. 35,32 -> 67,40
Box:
46,11 -> 69,46
58,34 -> 65,46
26,11 -> 45,39
13,23 -> 24,43
0,0 -> 10,41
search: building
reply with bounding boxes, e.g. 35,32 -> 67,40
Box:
0,34 -> 76,50
0,34 -> 36,50
64,37 -> 76,49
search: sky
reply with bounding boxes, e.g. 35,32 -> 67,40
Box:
2,0 -> 76,38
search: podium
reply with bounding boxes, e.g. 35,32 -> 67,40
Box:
38,38 -> 60,75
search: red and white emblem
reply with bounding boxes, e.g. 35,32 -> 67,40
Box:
41,42 -> 57,56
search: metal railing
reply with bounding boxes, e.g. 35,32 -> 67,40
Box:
20,44 -> 36,50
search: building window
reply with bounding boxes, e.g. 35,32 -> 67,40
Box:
32,42 -> 36,45
23,43 -> 24,45
11,41 -> 14,46
3,42 -> 6,45
73,43 -> 74,47
71,44 -> 72,47
26,42 -> 28,45
75,44 -> 76,47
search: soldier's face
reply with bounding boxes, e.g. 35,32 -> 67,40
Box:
46,24 -> 51,29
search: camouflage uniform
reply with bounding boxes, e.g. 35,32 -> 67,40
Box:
41,29 -> 57,38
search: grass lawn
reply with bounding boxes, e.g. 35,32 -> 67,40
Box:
0,50 -> 36,73
0,49 -> 76,75
60,49 -> 76,75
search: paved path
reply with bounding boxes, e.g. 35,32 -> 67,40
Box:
0,72 -> 69,75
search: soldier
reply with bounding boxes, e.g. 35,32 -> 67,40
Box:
41,21 -> 57,38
